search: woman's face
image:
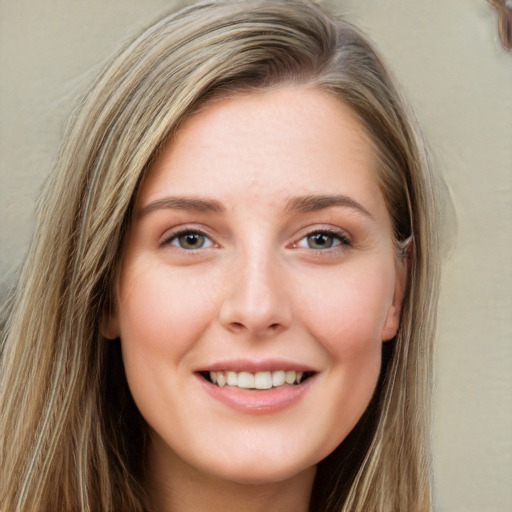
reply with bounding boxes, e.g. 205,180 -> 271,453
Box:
103,87 -> 405,487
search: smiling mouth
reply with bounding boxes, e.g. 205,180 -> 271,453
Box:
199,370 -> 314,390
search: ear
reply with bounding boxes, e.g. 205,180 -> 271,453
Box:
100,309 -> 120,340
381,238 -> 412,341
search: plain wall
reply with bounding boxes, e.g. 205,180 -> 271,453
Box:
1,0 -> 511,510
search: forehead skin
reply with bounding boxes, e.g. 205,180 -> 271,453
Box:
139,87 -> 390,233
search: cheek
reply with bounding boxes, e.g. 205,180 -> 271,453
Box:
115,262 -> 224,429
293,258 -> 394,441
298,259 -> 395,355
116,262 -> 221,369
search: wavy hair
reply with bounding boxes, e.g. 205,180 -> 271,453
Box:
0,1 -> 442,510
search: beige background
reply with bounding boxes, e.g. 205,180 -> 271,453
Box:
1,0 -> 511,510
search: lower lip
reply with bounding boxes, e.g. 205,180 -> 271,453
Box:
196,374 -> 316,415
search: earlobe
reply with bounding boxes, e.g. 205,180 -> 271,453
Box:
100,312 -> 120,340
381,239 -> 412,341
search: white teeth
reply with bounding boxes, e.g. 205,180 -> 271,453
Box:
237,372 -> 255,389
272,370 -> 285,387
226,371 -> 238,386
217,372 -> 226,387
254,371 -> 272,390
207,370 -> 308,389
285,371 -> 296,385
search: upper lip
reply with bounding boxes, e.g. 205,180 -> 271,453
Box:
196,358 -> 318,374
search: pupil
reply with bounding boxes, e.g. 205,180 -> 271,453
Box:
180,233 -> 203,248
309,233 -> 332,249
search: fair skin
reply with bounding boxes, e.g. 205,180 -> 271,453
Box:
103,87 -> 406,512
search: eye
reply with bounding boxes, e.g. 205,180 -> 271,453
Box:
165,230 -> 213,250
296,230 -> 350,250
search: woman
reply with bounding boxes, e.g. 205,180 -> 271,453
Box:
0,0 -> 442,510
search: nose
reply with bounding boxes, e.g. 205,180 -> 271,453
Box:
219,249 -> 292,337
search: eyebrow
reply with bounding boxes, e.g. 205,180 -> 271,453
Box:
286,194 -> 374,219
139,196 -> 225,217
139,193 -> 373,219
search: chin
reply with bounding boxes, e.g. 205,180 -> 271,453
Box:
192,444 -> 321,487
212,461 -> 315,487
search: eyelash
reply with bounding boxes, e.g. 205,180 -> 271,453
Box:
161,226 -> 352,253
161,228 -> 214,251
295,228 -> 352,251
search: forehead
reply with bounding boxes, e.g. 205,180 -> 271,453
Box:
139,87 -> 387,221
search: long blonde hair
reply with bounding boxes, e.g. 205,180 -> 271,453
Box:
0,1 -> 442,510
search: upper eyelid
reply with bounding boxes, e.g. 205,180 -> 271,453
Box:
158,223 -> 353,247
160,226 -> 217,246
296,231 -> 351,247
287,226 -> 353,254
295,225 -> 352,240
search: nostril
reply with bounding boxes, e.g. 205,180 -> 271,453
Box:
227,321 -> 282,334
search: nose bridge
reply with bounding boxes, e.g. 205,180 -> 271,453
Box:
219,242 -> 291,336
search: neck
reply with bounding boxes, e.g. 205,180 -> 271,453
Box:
146,444 -> 316,512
